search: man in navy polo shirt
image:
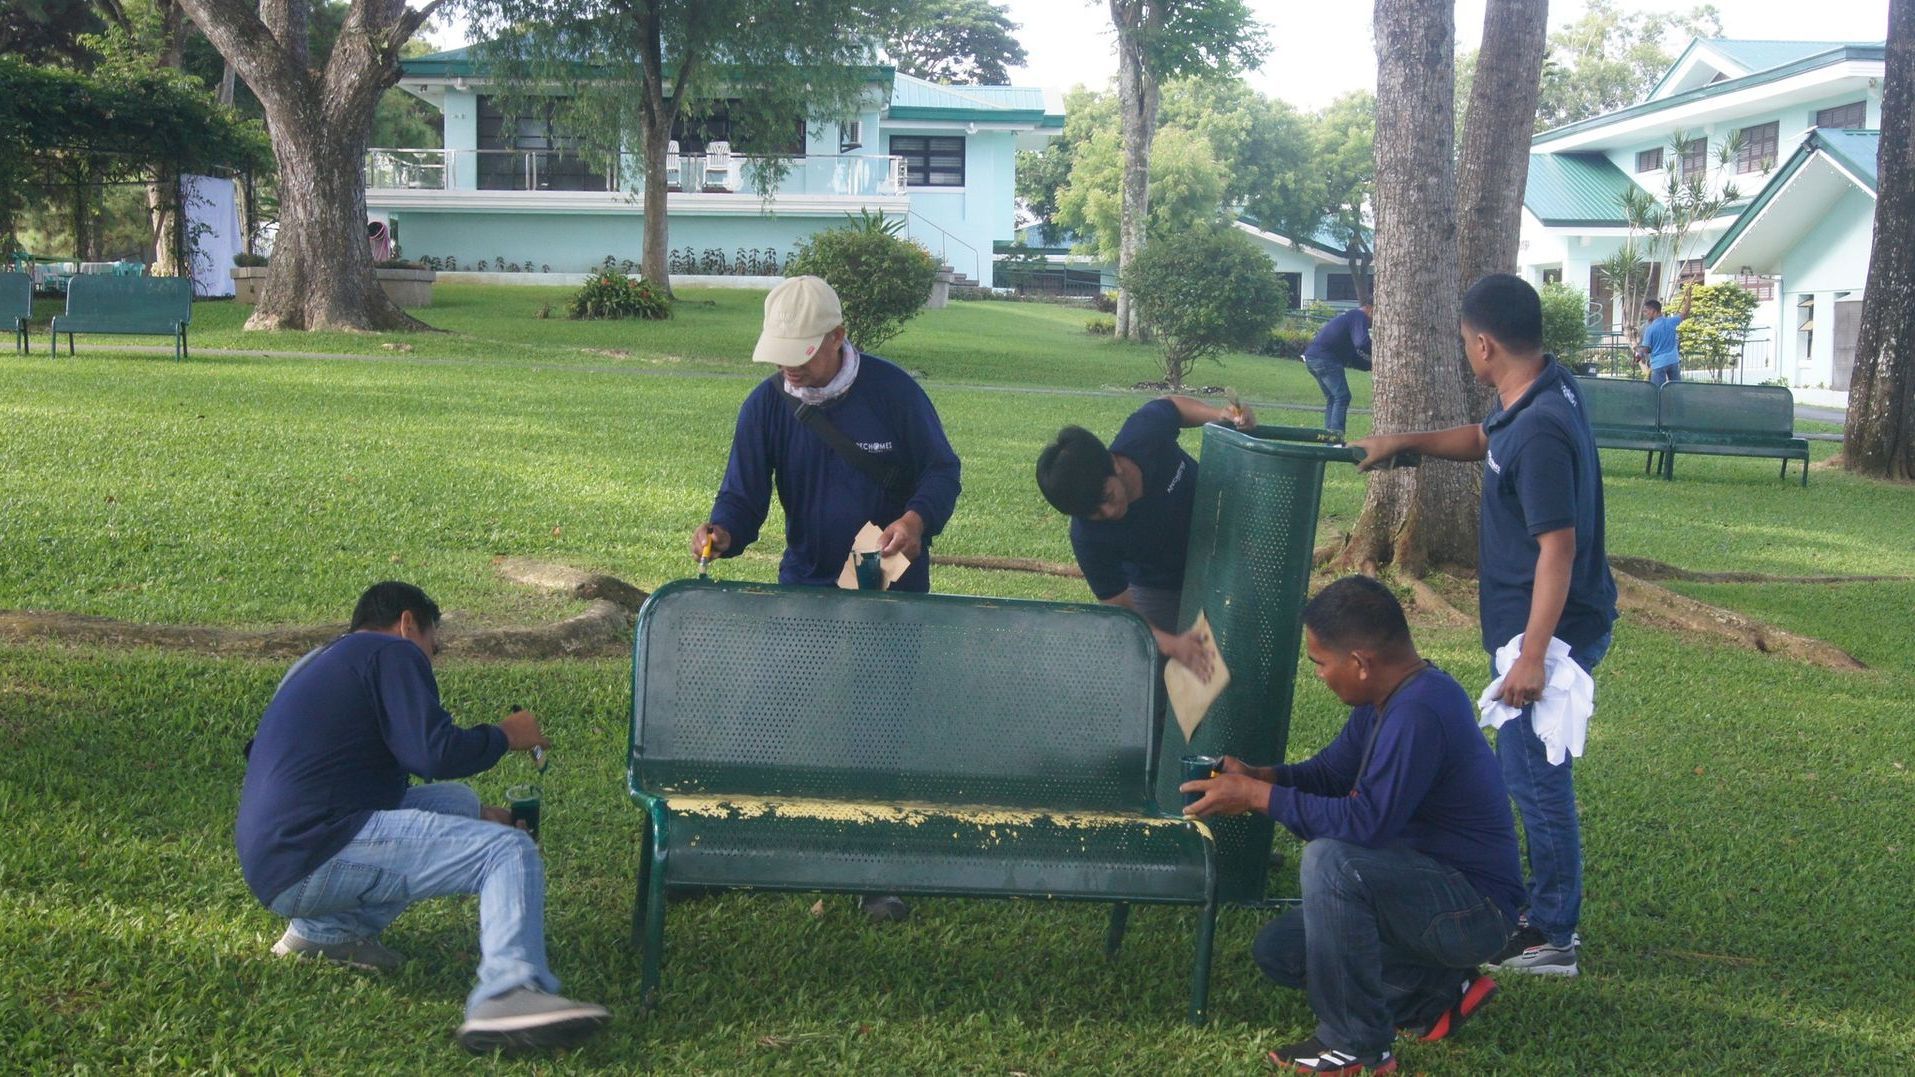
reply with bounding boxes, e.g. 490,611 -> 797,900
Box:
1034,395 -> 1256,677
1351,274 -> 1617,978
1302,302 -> 1373,435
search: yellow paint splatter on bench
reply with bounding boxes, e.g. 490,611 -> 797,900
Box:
664,794 -> 1213,841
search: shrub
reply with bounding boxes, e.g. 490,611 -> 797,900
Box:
1677,282 -> 1760,372
1086,316 -> 1115,336
232,252 -> 268,268
1123,226 -> 1287,389
784,212 -> 939,350
1539,282 -> 1592,364
1259,326 -> 1317,359
568,270 -> 671,321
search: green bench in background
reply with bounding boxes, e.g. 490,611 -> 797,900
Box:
2,272 -> 28,354
1577,375 -> 1671,476
48,275 -> 193,360
1659,381 -> 1810,486
628,580 -> 1222,1023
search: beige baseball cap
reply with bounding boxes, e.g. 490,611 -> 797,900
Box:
752,276 -> 845,366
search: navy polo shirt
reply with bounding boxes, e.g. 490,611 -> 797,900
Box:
1069,399 -> 1197,600
1478,359 -> 1618,652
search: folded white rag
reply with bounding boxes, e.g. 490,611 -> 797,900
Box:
1477,633 -> 1596,765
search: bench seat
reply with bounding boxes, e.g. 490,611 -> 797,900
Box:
48,276 -> 192,360
1659,382 -> 1810,485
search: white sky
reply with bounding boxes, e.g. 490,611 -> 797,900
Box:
425,1 -> 1893,114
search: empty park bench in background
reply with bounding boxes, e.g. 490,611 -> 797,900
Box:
3,272 -> 29,353
1659,381 -> 1810,486
48,276 -> 193,360
627,580 -> 1223,1024
1577,375 -> 1671,477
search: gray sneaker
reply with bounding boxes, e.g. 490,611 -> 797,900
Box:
272,927 -> 404,972
457,988 -> 611,1054
1486,927 -> 1581,977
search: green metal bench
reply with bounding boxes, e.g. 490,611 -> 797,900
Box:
628,580 -> 1221,1022
48,275 -> 193,360
2,272 -> 29,354
1576,375 -> 1671,477
1659,382 -> 1810,486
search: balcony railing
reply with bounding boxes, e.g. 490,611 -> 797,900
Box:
365,148 -> 908,199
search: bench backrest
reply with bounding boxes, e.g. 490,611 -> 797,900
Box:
1575,375 -> 1661,432
63,275 -> 192,325
1,271 -> 29,317
631,581 -> 1161,814
1659,381 -> 1795,437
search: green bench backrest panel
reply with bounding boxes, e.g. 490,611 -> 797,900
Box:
631,581 -> 1161,813
1575,375 -> 1662,432
1167,424 -> 1349,902
1659,382 -> 1794,437
1,272 -> 29,317
61,275 -> 192,325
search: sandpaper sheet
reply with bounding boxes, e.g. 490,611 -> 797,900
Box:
1164,611 -> 1230,741
835,521 -> 912,590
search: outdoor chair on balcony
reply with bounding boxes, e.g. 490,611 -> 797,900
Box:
665,140 -> 682,191
703,141 -> 734,192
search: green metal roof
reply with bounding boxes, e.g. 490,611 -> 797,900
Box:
885,73 -> 1049,124
1523,153 -> 1637,225
1706,129 -> 1881,266
398,41 -> 896,86
1706,39 -> 1864,72
1536,44 -> 1884,147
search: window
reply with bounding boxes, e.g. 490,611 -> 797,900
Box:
1276,272 -> 1302,310
1678,259 -> 1705,287
1816,100 -> 1867,130
1635,148 -> 1663,173
1326,273 -> 1358,302
1736,122 -> 1778,174
475,96 -> 607,192
889,135 -> 965,187
668,102 -> 805,155
1679,137 -> 1708,182
1734,273 -> 1776,301
1542,267 -> 1563,285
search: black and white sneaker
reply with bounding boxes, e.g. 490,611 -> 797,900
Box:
457,988 -> 610,1054
1269,1035 -> 1398,1074
1486,925 -> 1581,976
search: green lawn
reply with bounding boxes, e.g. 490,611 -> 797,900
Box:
3,289 -> 1912,1072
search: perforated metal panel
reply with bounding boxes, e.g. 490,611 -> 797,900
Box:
1659,382 -> 1795,437
632,582 -> 1161,812
1577,376 -> 1662,433
1159,425 -> 1349,904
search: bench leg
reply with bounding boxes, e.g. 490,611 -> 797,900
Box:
1800,457 -> 1809,488
1187,899 -> 1218,1026
637,808 -> 670,1010
1104,902 -> 1132,958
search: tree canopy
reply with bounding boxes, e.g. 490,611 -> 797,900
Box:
889,0 -> 1028,85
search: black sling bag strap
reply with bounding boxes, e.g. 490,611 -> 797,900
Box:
779,390 -> 916,500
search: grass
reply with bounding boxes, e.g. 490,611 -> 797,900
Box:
3,287 -> 1913,1072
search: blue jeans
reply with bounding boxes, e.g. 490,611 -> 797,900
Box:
1490,631 -> 1611,947
1254,840 -> 1512,1056
1305,357 -> 1353,434
267,782 -> 560,1016
1650,363 -> 1681,387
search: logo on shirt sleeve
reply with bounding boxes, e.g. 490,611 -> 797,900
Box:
1486,448 -> 1502,474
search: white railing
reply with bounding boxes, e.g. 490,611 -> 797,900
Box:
364,148 -> 908,199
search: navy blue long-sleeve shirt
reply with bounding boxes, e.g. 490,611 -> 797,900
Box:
709,352 -> 961,592
235,632 -> 507,906
1263,666 -> 1525,920
1303,307 -> 1373,370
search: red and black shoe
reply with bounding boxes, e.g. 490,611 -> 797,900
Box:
1268,1036 -> 1398,1075
1401,973 -> 1500,1043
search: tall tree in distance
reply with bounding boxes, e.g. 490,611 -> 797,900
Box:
174,0 -> 440,330
1343,0 -> 1477,575
1845,0 -> 1915,480
891,0 -> 1028,85
1106,0 -> 1265,339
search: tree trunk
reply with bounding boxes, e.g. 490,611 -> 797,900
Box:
1455,0 -> 1548,420
1111,0 -> 1158,341
1344,0 -> 1478,576
640,111 -> 673,290
147,169 -> 182,276
1844,0 -> 1915,479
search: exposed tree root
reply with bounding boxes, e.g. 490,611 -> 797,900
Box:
1609,556 -> 1912,586
1612,571 -> 1866,671
1404,576 -> 1473,627
936,554 -> 1084,579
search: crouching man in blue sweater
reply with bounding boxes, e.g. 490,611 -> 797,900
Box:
236,582 -> 609,1054
1184,577 -> 1523,1075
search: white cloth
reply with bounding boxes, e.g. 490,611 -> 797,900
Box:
779,341 -> 860,405
181,174 -> 243,297
1477,633 -> 1596,766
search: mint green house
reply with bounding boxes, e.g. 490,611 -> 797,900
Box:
364,46 -> 1062,285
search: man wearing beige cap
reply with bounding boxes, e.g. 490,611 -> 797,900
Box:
691,275 -> 961,596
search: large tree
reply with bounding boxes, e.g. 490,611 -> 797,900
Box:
474,0 -> 910,293
1844,0 -> 1915,480
174,0 -> 440,330
890,0 -> 1028,85
1106,0 -> 1265,339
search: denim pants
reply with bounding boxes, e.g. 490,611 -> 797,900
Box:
1254,839 -> 1512,1056
1650,363 -> 1682,387
1305,357 -> 1353,433
267,782 -> 560,1016
1490,631 -> 1611,947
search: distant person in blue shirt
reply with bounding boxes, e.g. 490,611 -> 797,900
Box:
1184,576 -> 1523,1075
1635,284 -> 1693,387
1034,395 -> 1257,677
692,275 -> 962,595
1302,302 -> 1373,436
1352,274 -> 1617,980
236,582 -> 610,1054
